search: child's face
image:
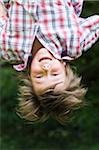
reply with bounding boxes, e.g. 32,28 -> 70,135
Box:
30,48 -> 67,95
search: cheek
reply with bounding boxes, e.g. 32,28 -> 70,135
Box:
31,66 -> 40,76
30,61 -> 42,78
53,61 -> 65,70
30,59 -> 38,72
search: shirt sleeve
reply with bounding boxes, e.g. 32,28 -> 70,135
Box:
0,1 -> 8,60
0,16 -> 7,38
0,0 -> 35,71
79,15 -> 99,52
0,0 -> 25,63
71,0 -> 83,16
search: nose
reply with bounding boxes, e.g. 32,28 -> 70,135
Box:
42,63 -> 51,70
41,61 -> 51,70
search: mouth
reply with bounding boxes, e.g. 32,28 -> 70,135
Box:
39,57 -> 52,62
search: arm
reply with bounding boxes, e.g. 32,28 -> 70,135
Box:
80,15 -> 99,52
0,1 -> 9,60
0,0 -> 35,71
71,0 -> 99,52
63,0 -> 99,59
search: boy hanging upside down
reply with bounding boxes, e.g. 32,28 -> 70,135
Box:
0,0 -> 99,124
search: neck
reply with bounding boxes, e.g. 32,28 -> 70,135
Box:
32,37 -> 44,56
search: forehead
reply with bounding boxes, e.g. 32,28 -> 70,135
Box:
32,79 -> 66,95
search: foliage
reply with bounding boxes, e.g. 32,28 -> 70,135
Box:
0,1 -> 99,150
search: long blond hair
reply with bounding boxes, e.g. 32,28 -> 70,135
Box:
17,65 -> 87,124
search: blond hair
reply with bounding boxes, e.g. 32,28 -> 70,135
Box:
17,65 -> 87,125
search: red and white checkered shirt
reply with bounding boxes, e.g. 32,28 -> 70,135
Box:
0,0 -> 99,71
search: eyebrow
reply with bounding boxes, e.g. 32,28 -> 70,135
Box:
44,81 -> 63,93
44,84 -> 56,92
44,89 -> 54,94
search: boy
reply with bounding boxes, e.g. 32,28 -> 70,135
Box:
0,0 -> 99,124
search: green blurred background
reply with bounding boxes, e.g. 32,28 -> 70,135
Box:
0,1 -> 99,150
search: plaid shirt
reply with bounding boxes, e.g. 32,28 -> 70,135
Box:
0,0 -> 99,71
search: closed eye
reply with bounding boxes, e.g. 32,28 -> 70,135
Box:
35,75 -> 43,78
52,73 -> 59,76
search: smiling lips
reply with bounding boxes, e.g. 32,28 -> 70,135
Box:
39,57 -> 52,62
